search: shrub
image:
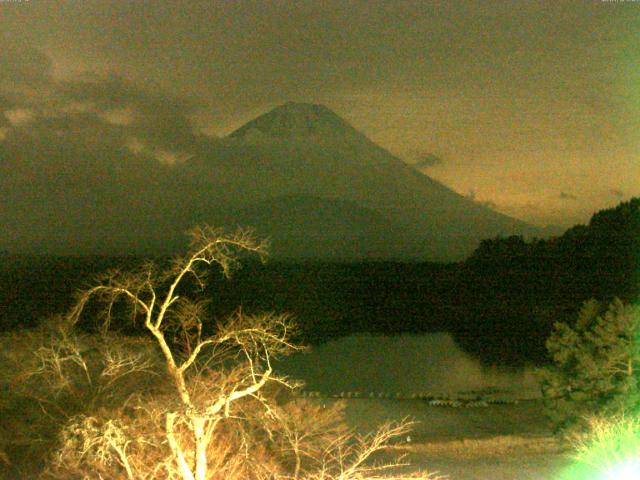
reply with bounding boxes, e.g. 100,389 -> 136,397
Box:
0,324 -> 165,478
540,298 -> 640,432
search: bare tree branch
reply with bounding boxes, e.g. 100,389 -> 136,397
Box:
37,225 -> 439,480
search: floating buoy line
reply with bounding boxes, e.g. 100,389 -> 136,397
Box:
294,390 -> 521,407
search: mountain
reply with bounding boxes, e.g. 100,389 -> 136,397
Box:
0,101 -> 544,260
222,195 -> 414,260
191,102 -> 540,260
229,102 -> 363,141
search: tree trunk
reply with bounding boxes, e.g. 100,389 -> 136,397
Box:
193,416 -> 209,480
166,412 -> 196,480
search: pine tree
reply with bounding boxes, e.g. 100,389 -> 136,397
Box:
540,298 -> 640,432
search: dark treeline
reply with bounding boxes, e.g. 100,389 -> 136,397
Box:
1,198 -> 638,366
0,255 -> 146,331
454,197 -> 640,363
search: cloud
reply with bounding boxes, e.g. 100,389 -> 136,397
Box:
0,47 -> 201,163
100,107 -> 135,126
59,101 -> 95,115
0,48 -> 212,254
414,153 -> 444,169
125,136 -> 146,155
611,189 -> 625,199
559,192 -> 577,200
58,74 -> 198,151
479,200 -> 498,210
4,108 -> 35,126
125,136 -> 194,166
464,189 -> 497,210
154,149 -> 195,166
0,45 -> 52,84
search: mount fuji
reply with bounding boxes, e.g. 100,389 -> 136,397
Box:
194,102 -> 539,260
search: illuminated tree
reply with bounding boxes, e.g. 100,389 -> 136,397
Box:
24,226 -> 440,480
540,298 -> 640,433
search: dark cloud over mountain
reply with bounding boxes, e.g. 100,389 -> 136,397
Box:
0,47 -> 201,169
0,48 -> 210,254
414,153 -> 444,169
58,75 -> 198,151
478,200 -> 498,210
0,44 -> 52,84
611,189 -> 625,199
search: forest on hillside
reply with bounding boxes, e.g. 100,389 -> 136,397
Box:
1,198 -> 638,366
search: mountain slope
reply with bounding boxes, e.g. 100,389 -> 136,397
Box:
186,102 -> 539,260
222,195 -> 419,260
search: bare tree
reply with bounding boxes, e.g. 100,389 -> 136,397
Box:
29,226 -> 444,480
60,226 -> 300,480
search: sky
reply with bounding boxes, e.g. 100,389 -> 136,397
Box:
1,0 -> 639,228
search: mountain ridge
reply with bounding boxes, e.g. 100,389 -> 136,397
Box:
203,102 -> 541,260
